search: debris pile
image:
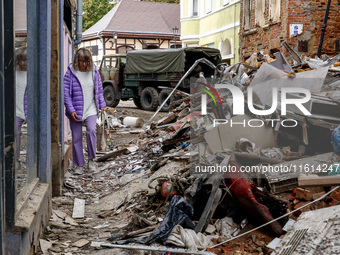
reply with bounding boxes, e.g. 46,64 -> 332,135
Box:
39,50 -> 340,255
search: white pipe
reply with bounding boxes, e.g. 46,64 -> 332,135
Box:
101,243 -> 215,255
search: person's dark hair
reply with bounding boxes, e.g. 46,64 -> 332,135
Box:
15,46 -> 27,70
73,47 -> 94,71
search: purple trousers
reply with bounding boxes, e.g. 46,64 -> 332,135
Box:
16,116 -> 25,161
69,115 -> 97,167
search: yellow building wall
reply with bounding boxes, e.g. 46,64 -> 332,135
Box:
181,0 -> 240,64
181,19 -> 201,37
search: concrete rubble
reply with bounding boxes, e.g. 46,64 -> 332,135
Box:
37,51 -> 340,255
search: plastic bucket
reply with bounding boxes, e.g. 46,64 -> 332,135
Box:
123,117 -> 144,128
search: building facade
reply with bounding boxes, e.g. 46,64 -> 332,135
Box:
0,0 -> 74,253
81,0 -> 181,65
180,0 -> 240,65
239,0 -> 340,60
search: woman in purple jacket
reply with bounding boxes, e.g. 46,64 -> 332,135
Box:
15,46 -> 28,169
64,48 -> 106,175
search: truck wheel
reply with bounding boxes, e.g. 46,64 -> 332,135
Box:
159,89 -> 174,112
103,85 -> 120,107
141,87 -> 159,111
133,97 -> 143,109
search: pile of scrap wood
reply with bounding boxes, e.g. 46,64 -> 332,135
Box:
91,50 -> 340,254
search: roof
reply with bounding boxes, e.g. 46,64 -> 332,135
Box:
83,0 -> 180,40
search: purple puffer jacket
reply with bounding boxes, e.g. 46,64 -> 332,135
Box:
64,64 -> 106,120
24,88 -> 27,119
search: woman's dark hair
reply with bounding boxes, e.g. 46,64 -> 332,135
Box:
15,46 -> 27,70
73,47 -> 94,71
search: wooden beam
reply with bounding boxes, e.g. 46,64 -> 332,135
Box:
298,174 -> 340,187
97,148 -> 130,162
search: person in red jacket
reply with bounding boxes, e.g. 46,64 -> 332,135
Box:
64,48 -> 106,175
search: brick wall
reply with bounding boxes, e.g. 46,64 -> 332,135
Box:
239,0 -> 340,61
309,0 -> 340,56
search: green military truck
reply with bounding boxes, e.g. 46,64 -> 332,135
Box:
99,47 -> 222,111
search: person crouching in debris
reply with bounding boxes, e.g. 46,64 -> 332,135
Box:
64,47 -> 106,175
15,46 -> 27,169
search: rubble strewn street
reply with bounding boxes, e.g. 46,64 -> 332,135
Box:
37,53 -> 340,255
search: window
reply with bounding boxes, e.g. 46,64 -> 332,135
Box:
244,0 -> 251,30
223,0 -> 230,6
206,0 -> 212,13
86,45 -> 98,56
207,43 -> 215,48
256,0 -> 265,26
193,0 -> 198,16
335,38 -> 340,52
221,39 -> 232,56
5,0 -> 51,232
270,0 -> 280,21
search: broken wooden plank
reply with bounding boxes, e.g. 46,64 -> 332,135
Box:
195,174 -> 223,233
98,210 -> 115,219
127,225 -> 158,238
298,174 -> 340,187
97,148 -> 130,162
170,96 -> 190,107
158,113 -> 178,126
162,136 -> 190,146
72,198 -> 85,219
72,239 -> 90,248
129,129 -> 145,134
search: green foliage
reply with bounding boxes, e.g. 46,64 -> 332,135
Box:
82,0 -> 115,31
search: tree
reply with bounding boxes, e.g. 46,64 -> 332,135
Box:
82,0 -> 115,31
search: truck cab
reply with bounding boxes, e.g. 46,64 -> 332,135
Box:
99,54 -> 126,107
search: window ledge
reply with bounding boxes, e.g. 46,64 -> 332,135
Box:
16,178 -> 39,218
270,20 -> 281,26
13,182 -> 50,232
262,24 -> 270,30
242,28 -> 258,36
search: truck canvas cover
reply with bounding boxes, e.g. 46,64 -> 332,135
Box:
124,47 -> 221,74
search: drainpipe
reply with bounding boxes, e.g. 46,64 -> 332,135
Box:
316,0 -> 331,58
74,0 -> 83,45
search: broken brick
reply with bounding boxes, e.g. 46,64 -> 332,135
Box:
330,191 -> 340,202
295,188 -> 313,201
313,191 -> 326,201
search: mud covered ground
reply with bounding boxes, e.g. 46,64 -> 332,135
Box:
36,100 -> 171,255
